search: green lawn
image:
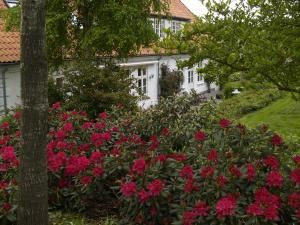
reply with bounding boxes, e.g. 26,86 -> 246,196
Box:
240,96 -> 300,142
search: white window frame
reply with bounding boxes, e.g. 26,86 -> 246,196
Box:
153,18 -> 165,38
137,67 -> 147,94
197,73 -> 203,82
172,21 -> 181,33
188,70 -> 194,84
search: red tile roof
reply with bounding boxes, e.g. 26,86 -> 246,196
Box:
0,0 -> 20,63
167,0 -> 195,21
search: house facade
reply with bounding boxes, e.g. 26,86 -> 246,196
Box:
0,0 -> 216,111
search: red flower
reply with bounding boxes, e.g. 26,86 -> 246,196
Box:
179,165 -> 194,179
219,119 -> 231,129
82,122 -> 93,130
161,128 -> 170,137
147,179 -> 164,196
13,111 -> 22,120
58,178 -> 70,188
293,155 -> 300,164
92,167 -> 104,177
288,193 -> 300,208
229,165 -> 242,178
290,168 -> 300,184
263,155 -> 279,170
1,146 -> 16,162
216,195 -> 237,218
99,112 -> 108,120
155,154 -> 168,163
169,153 -> 187,162
246,164 -> 256,182
138,189 -> 150,203
2,202 -> 12,212
1,121 -> 9,130
200,166 -> 214,178
194,201 -> 210,216
150,135 -> 159,150
216,175 -> 228,187
55,130 -> 65,139
266,171 -> 283,187
183,211 -> 197,225
121,181 -> 137,197
132,158 -> 146,175
184,178 -> 199,194
63,122 -> 74,132
271,134 -> 283,146
195,131 -> 206,141
90,151 -> 105,163
246,203 -> 263,216
52,102 -> 61,110
207,149 -> 218,162
80,176 -> 92,186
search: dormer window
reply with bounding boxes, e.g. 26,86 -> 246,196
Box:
172,21 -> 182,33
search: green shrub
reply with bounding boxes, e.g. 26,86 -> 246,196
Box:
218,89 -> 282,119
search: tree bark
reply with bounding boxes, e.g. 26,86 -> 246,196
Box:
18,0 -> 48,225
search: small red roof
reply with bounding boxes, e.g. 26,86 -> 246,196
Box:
0,0 -> 20,63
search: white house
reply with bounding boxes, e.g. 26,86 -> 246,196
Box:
0,0 -> 217,112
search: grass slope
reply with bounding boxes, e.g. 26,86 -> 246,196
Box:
240,96 -> 300,142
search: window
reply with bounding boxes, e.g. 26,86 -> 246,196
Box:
188,70 -> 194,83
197,74 -> 203,82
137,68 -> 147,94
153,18 -> 165,38
172,21 -> 181,33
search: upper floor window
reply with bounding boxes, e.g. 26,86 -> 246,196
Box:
153,18 -> 165,38
172,21 -> 182,33
188,70 -> 194,83
137,68 -> 147,94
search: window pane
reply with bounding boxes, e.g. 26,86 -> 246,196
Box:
138,68 -> 141,76
143,68 -> 146,75
138,79 -> 142,88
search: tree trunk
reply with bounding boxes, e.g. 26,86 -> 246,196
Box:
18,0 -> 48,225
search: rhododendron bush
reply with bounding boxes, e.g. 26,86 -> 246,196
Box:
0,102 -> 299,224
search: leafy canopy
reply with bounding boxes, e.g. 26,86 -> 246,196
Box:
162,0 -> 300,94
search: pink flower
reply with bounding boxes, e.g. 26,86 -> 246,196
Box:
13,111 -> 22,120
80,176 -> 92,186
155,154 -> 168,163
150,135 -> 159,150
179,165 -> 194,179
1,121 -> 9,130
90,151 -> 105,163
63,122 -> 74,132
147,179 -> 164,196
184,178 -> 199,194
271,134 -> 283,146
195,131 -> 206,141
293,155 -> 300,164
219,119 -> 231,129
216,195 -> 237,218
121,181 -> 137,197
266,171 -> 283,187
246,203 -> 263,216
2,202 -> 12,212
82,122 -> 93,130
132,158 -> 146,175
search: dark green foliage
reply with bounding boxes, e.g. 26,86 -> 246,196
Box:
62,61 -> 138,117
159,65 -> 183,99
218,89 -> 283,119
48,76 -> 64,106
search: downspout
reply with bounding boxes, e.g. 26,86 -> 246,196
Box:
1,67 -> 8,114
157,55 -> 162,102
